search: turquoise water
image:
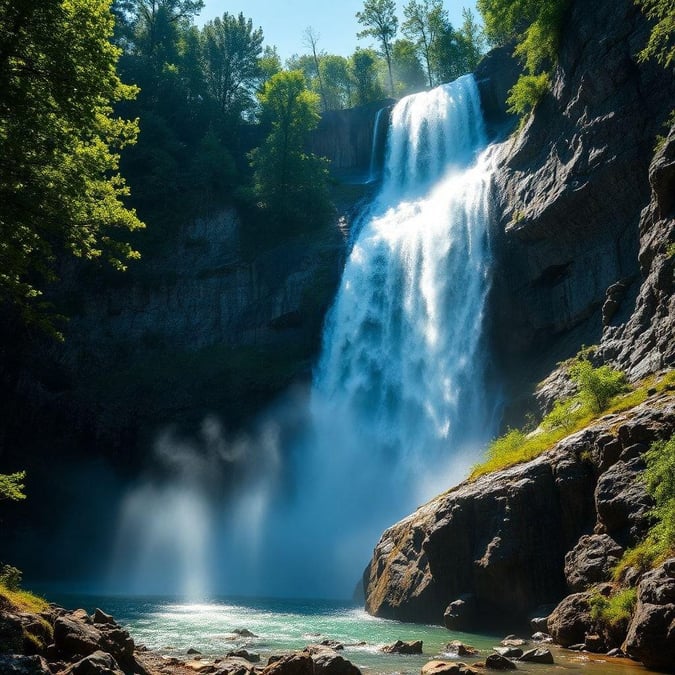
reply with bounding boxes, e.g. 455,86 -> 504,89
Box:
44,594 -> 648,675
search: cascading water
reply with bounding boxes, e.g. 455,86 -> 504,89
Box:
223,74 -> 500,598
108,74 -> 499,601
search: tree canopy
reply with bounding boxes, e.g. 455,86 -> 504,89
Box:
356,0 -> 399,96
0,0 -> 144,331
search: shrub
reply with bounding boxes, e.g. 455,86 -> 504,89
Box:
507,73 -> 550,115
0,471 -> 26,502
0,564 -> 22,591
590,587 -> 637,627
569,360 -> 627,414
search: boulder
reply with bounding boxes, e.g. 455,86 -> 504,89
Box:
421,661 -> 463,675
319,640 -> 344,651
493,647 -> 522,659
381,640 -> 423,654
518,649 -> 554,664
0,655 -> 52,674
63,650 -> 124,675
54,613 -> 103,658
0,613 -> 25,653
92,610 -> 116,627
547,590 -> 595,647
261,653 -> 314,675
484,654 -> 516,670
564,534 -> 623,591
623,558 -> 675,670
308,647 -> 361,675
232,629 -> 258,638
528,617 -> 549,633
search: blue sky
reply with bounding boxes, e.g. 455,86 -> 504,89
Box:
196,1 -> 480,62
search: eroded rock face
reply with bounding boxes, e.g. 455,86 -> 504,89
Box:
363,395 -> 675,626
623,558 -> 675,670
490,0 -> 675,385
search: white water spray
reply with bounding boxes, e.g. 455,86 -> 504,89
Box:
108,75 -> 499,600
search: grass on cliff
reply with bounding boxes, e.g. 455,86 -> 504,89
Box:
469,365 -> 675,481
0,565 -> 48,614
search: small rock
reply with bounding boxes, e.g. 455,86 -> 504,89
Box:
92,609 -> 116,626
188,648 -> 203,655
493,647 -> 522,659
567,644 -> 585,651
63,650 -> 125,674
233,629 -> 258,638
484,654 -> 516,670
186,660 -> 216,673
530,632 -> 552,643
518,649 -> 554,664
381,640 -> 423,654
499,638 -> 525,647
320,639 -> 344,650
606,648 -> 625,657
227,650 -> 260,663
0,655 -> 52,674
446,641 -> 478,657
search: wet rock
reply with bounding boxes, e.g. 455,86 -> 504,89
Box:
233,629 -> 258,639
63,650 -> 124,675
583,633 -> 606,653
530,632 -> 552,643
623,558 -> 675,670
319,640 -> 344,651
421,660 -> 464,675
567,644 -> 585,651
188,648 -> 202,655
54,613 -> 103,658
309,647 -> 361,675
445,641 -> 478,657
493,647 -> 522,659
227,650 -> 259,663
0,655 -> 52,674
261,653 -> 314,675
564,534 -> 623,591
484,654 -> 517,670
518,648 -> 554,664
381,640 -> 423,654
606,647 -> 626,657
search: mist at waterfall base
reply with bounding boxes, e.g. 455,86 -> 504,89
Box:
107,75 -> 499,601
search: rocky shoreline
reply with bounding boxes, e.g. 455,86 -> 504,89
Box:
0,601 -> 661,675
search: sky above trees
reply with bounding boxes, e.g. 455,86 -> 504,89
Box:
196,0 -> 479,60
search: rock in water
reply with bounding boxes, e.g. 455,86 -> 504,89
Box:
518,649 -> 554,664
381,640 -> 423,654
261,653 -> 314,675
421,661 -> 464,675
485,654 -> 517,670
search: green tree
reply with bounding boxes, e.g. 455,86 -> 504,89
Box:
635,0 -> 675,67
569,359 -> 627,414
356,0 -> 398,97
351,48 -> 386,104
392,39 -> 427,95
457,7 -> 486,72
402,0 -> 447,88
477,0 -> 569,114
202,12 -> 264,120
320,54 -> 354,109
0,472 -> 26,502
250,71 -> 332,232
0,0 -> 144,330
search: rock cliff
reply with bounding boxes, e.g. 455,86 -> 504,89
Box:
364,392 -> 675,628
489,0 -> 675,397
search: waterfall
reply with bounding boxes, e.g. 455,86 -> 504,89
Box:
108,74 -> 499,601
367,107 -> 387,182
248,74 -> 499,598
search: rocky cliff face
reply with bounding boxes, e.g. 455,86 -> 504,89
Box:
490,0 -> 675,395
364,392 -> 675,629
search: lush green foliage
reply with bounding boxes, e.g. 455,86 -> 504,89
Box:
402,0 -> 446,87
570,359 -> 627,414
590,587 -> 637,627
250,71 -> 332,234
0,577 -> 48,613
471,357 -> 643,480
0,0 -> 144,330
0,564 -> 22,591
636,0 -> 675,67
477,0 -> 569,114
0,471 -> 26,502
357,0 -> 399,96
